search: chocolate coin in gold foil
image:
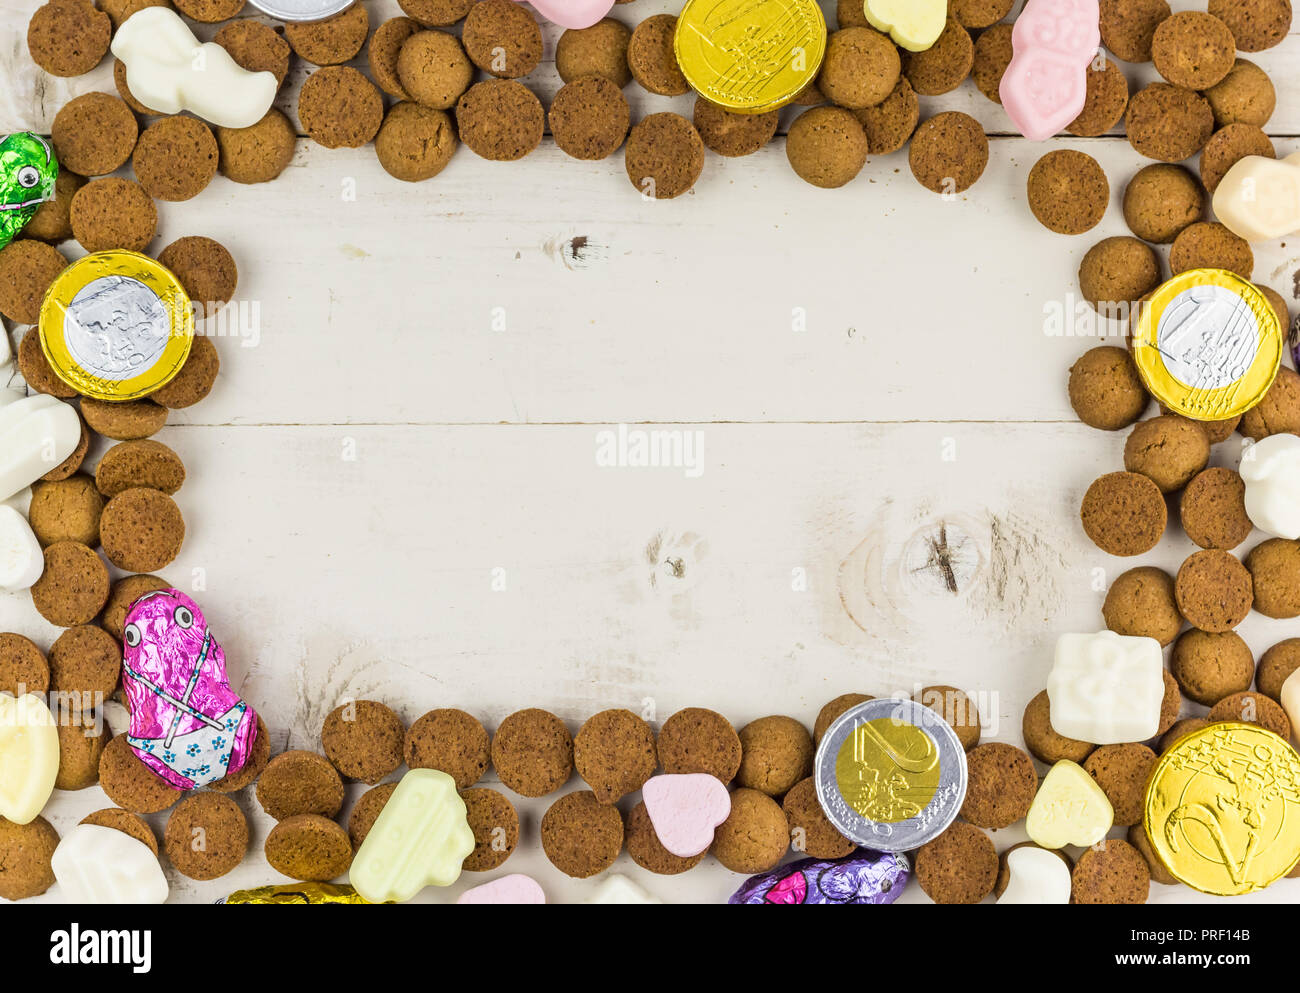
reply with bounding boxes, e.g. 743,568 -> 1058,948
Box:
220,883 -> 368,904
1144,722 -> 1300,895
674,0 -> 827,114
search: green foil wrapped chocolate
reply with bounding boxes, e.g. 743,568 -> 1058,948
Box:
0,132 -> 58,249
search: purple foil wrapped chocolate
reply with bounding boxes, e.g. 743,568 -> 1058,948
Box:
120,589 -> 258,791
728,850 -> 909,905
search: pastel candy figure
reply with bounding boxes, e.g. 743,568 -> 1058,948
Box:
641,773 -> 731,857
1025,760 -> 1114,848
0,133 -> 58,250
0,505 -> 44,592
0,692 -> 59,825
864,0 -> 946,52
997,846 -> 1071,904
1214,152 -> 1300,244
999,0 -> 1100,141
513,0 -> 613,30
1241,434 -> 1300,540
52,824 -> 169,904
728,851 -> 911,905
457,874 -> 546,904
111,7 -> 277,129
350,768 -> 475,903
1046,630 -> 1164,743
585,873 -> 661,904
121,589 -> 259,791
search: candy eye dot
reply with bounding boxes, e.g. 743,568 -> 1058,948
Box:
175,606 -> 194,629
124,624 -> 141,648
17,166 -> 38,188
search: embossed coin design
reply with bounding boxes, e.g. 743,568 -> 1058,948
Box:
39,250 -> 194,402
1145,722 -> 1300,895
815,697 -> 967,852
1131,268 -> 1282,422
244,0 -> 356,21
674,0 -> 827,114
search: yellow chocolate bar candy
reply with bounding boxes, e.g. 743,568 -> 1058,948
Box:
864,0 -> 946,52
349,769 -> 474,903
1025,760 -> 1113,849
0,692 -> 59,825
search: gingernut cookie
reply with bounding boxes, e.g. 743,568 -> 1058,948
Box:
902,17 -> 974,96
172,0 -> 244,21
1259,283 -> 1290,330
1067,58 -> 1130,137
80,398 -> 167,441
1122,164 -> 1203,244
1072,838 -> 1150,903
164,792 -> 249,881
624,112 -> 705,198
491,708 -> 572,797
1158,671 -> 1182,735
819,27 -> 900,109
0,240 -> 67,325
1209,0 -> 1293,51
397,30 -> 473,110
133,117 -> 218,203
51,93 -> 137,177
69,178 -> 156,253
99,488 -> 184,572
149,334 -> 220,410
1170,221 -> 1254,279
1124,414 -> 1211,493
214,19 -> 292,86
1151,11 -> 1236,90
299,67 -> 383,149
813,692 -> 874,744
1209,690 -> 1291,739
961,743 -> 1037,829
1172,629 -> 1254,705
375,102 -> 458,182
693,97 -> 778,158
1257,639 -> 1300,700
1080,471 -> 1167,556
256,750 -> 345,820
1176,549 -> 1253,631
217,110 -> 298,185
320,700 -> 405,784
836,0 -> 868,28
909,112 -> 988,194
657,706 -> 742,781
787,107 -> 868,189
1240,367 -> 1300,439
157,236 -> 237,318
626,800 -> 704,874
1201,124 -> 1274,194
99,735 -> 182,813
0,633 -> 49,697
971,21 -> 1012,103
23,169 -> 85,244
264,814 -> 352,881
1205,59 -> 1276,127
1084,744 -> 1157,826
1080,237 -> 1162,317
48,624 -> 119,699
27,0 -> 110,77
55,710 -> 103,790
916,685 -> 980,750
398,0 -> 474,27
43,412 -> 88,482
284,4 -> 368,66
1126,83 -> 1214,162
462,0 -> 541,78
783,776 -> 854,859
540,789 -> 623,878
1161,716 -> 1212,752
0,817 -> 58,901
95,440 -> 186,498
369,17 -> 420,99
915,821 -> 997,904
404,707 -> 489,789
737,715 -> 813,796
347,782 -> 395,850
574,708 -> 657,804
1100,0 -> 1171,63
549,77 -> 630,161
627,14 -> 689,95
1180,468 -> 1252,550
209,713 -> 270,793
556,18 -> 631,86
15,331 -> 73,401
81,807 -> 157,854
1026,149 -> 1109,235
1246,538 -> 1300,618
1068,345 -> 1149,430
1127,823 -> 1179,885
461,786 -> 518,871
853,76 -> 919,154
711,787 -> 787,873
31,541 -> 109,626
952,0 -> 1014,29
1103,566 -> 1182,646
100,573 -> 169,642
456,79 -> 545,162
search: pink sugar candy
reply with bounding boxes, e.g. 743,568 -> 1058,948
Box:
999,0 -> 1100,141
457,874 -> 546,904
513,0 -> 613,29
642,773 -> 731,858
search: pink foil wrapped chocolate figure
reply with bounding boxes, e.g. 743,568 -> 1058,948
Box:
121,589 -> 258,791
512,0 -> 613,30
1000,0 -> 1100,141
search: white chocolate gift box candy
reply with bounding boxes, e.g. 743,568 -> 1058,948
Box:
111,7 -> 277,130
0,393 -> 83,503
1025,759 -> 1114,849
1240,434 -> 1300,540
0,505 -> 44,592
1213,152 -> 1300,243
52,824 -> 169,904
585,873 -> 662,904
0,692 -> 59,825
997,846 -> 1072,904
1047,631 -> 1164,744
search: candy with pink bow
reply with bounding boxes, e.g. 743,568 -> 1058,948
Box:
512,0 -> 613,29
1000,0 -> 1100,141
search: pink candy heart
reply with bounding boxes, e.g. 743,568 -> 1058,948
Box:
1000,0 -> 1100,141
642,773 -> 731,858
457,874 -> 546,904
513,0 -> 614,30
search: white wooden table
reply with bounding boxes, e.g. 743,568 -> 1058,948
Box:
3,0 -> 1299,904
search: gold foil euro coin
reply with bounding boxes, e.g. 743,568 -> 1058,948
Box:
674,0 -> 827,114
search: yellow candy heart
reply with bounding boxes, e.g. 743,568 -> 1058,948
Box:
1025,760 -> 1114,849
864,0 -> 946,52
